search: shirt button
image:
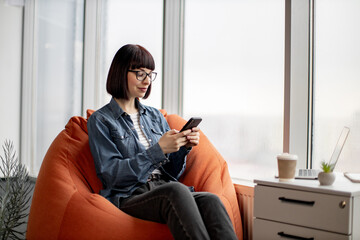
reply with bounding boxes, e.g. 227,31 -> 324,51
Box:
149,139 -> 152,142
141,125 -> 144,128
120,136 -> 124,139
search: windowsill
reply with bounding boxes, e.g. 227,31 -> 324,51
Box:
231,177 -> 255,187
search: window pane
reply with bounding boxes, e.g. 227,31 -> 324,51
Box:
0,3 -> 23,155
35,0 -> 84,175
183,0 -> 285,180
313,0 -> 360,172
100,0 -> 163,108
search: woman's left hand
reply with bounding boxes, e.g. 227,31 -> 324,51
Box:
185,127 -> 200,148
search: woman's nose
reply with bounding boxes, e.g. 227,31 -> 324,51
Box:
142,76 -> 151,85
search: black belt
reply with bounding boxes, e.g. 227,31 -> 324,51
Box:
147,173 -> 162,182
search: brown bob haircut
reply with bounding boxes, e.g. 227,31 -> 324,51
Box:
106,44 -> 155,100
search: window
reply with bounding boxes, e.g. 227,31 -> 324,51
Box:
183,0 -> 285,180
32,0 -> 84,175
313,0 -> 360,172
99,0 -> 163,108
20,0 -> 360,179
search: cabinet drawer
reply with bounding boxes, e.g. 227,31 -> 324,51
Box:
254,185 -> 352,234
253,218 -> 351,240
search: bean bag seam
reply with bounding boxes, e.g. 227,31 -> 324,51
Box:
55,120 -> 77,239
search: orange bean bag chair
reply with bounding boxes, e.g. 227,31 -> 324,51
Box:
26,110 -> 243,239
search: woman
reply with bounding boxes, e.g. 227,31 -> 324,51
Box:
87,44 -> 237,240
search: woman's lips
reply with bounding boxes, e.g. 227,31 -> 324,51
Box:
139,87 -> 147,93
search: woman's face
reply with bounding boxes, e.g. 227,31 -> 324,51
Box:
127,68 -> 152,100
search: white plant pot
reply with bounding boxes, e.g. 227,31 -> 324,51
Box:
318,172 -> 336,186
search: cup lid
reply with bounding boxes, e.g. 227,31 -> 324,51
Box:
277,153 -> 298,160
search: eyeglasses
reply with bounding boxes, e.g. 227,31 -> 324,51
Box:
128,70 -> 157,82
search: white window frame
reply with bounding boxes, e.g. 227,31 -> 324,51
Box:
162,0 -> 185,116
285,0 -> 314,169
21,0 -> 37,175
82,0 -> 103,116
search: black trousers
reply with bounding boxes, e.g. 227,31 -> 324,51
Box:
119,179 -> 238,240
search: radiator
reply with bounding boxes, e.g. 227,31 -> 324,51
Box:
234,184 -> 254,240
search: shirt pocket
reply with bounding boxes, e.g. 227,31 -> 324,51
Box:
110,130 -> 132,157
150,128 -> 164,143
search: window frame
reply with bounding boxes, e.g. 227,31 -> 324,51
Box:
21,0 -> 37,175
162,0 -> 185,116
83,0 -> 103,116
285,0 -> 314,170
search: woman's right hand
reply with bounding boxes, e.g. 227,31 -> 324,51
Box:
158,129 -> 191,154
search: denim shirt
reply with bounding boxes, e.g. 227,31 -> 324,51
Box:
87,98 -> 190,207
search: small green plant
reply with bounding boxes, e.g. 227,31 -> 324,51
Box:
0,140 -> 33,240
320,161 -> 335,173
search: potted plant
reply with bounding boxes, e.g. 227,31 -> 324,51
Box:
318,161 -> 336,186
0,140 -> 33,239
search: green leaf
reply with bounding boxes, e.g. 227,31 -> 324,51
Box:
320,161 -> 335,173
0,140 -> 32,239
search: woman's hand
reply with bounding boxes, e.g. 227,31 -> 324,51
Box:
185,127 -> 200,149
158,129 -> 192,154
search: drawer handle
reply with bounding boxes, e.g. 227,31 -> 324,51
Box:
278,197 -> 315,206
278,231 -> 314,240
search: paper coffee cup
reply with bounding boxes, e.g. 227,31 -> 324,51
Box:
277,153 -> 298,181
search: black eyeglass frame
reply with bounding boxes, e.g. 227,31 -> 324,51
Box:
128,70 -> 157,82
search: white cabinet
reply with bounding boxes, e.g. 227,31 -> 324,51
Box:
254,219 -> 350,240
253,175 -> 360,240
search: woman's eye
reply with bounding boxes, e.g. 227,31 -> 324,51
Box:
138,71 -> 146,77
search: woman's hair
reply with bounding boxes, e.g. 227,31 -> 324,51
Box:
106,44 -> 155,99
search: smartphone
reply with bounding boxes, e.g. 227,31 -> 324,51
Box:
180,117 -> 202,132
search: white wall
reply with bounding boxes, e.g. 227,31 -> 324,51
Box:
0,0 -> 23,155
